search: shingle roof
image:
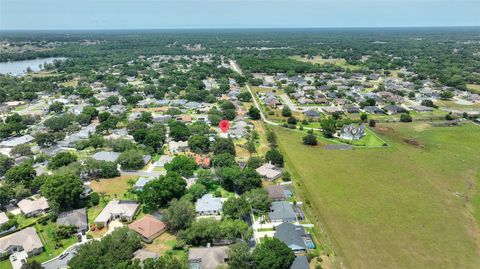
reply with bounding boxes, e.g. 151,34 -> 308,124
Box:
188,246 -> 229,269
92,151 -> 121,162
274,222 -> 307,251
195,194 -> 222,213
128,215 -> 166,239
269,201 -> 296,221
17,197 -> 49,215
56,208 -> 88,230
0,227 -> 43,254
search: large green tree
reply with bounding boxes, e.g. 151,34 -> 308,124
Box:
252,238 -> 295,269
41,173 -> 84,210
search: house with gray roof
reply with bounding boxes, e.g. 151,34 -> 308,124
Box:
195,194 -> 222,216
0,135 -> 34,148
303,110 -> 320,118
134,177 -> 154,191
154,155 -> 173,167
56,208 -> 88,233
383,105 -> 407,115
92,151 -> 121,162
0,227 -> 43,257
269,201 -> 296,223
274,223 -> 307,253
363,106 -> 385,115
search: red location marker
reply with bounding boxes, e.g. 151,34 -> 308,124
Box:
219,120 -> 230,133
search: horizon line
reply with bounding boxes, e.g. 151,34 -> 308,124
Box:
1,25 -> 479,32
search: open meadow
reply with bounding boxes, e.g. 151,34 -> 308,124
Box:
274,122 -> 480,269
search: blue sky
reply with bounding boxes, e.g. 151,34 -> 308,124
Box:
1,0 -> 479,30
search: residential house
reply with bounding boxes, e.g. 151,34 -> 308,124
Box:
274,223 -> 311,253
128,215 -> 167,243
383,105 -> 407,115
303,110 -> 320,118
133,177 -> 154,191
343,105 -> 360,114
269,201 -> 296,223
152,114 -> 172,123
256,163 -> 282,181
56,208 -> 88,233
17,197 -> 50,217
92,151 -> 121,162
195,155 -> 211,168
154,155 -> 173,167
339,124 -> 366,141
169,140 -> 189,154
266,185 -> 286,201
0,135 -> 35,157
188,246 -> 229,269
363,106 -> 386,115
195,194 -> 222,216
94,200 -> 140,228
0,227 -> 43,257
321,107 -> 344,114
0,212 -> 9,227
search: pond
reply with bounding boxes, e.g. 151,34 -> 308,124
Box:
0,57 -> 66,76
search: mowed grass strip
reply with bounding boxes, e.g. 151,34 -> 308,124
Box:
274,123 -> 480,269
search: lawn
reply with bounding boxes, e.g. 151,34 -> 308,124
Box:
90,175 -> 138,198
30,222 -> 77,264
290,55 -> 361,70
467,84 -> 480,94
273,122 -> 480,269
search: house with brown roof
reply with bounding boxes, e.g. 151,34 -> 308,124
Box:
266,185 -> 286,201
128,215 -> 167,243
188,246 -> 229,269
195,155 -> 211,168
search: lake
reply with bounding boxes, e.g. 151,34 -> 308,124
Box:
0,57 -> 66,76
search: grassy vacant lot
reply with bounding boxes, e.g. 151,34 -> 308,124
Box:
467,84 -> 480,94
290,55 -> 361,70
90,175 -> 138,198
274,122 -> 480,269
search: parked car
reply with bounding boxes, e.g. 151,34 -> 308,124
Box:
59,252 -> 69,260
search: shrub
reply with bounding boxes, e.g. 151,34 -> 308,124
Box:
400,114 -> 412,122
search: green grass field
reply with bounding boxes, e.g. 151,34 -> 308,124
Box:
274,122 -> 480,269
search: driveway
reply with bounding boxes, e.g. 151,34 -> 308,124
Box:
120,170 -> 165,177
42,245 -> 80,269
9,251 -> 27,269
